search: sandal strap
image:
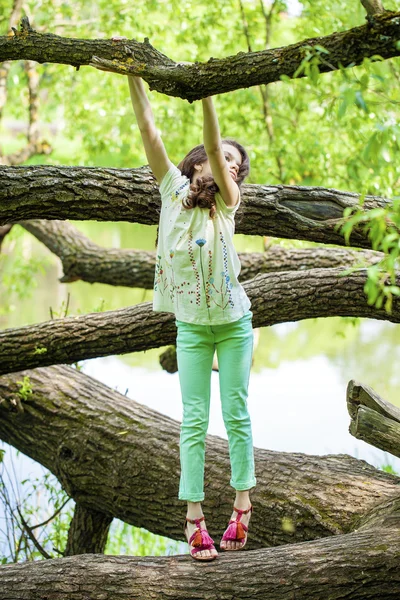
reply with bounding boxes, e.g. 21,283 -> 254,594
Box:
185,515 -> 205,525
232,504 -> 252,520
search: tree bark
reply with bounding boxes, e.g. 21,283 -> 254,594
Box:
361,0 -> 386,17
1,12 -> 400,100
21,219 -> 383,287
0,165 -> 391,248
0,365 -> 398,547
347,381 -> 400,459
64,504 -> 112,556
0,268 -> 398,377
1,523 -> 400,600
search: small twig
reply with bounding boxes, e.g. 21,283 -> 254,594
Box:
16,504 -> 52,559
29,496 -> 71,531
64,292 -> 70,318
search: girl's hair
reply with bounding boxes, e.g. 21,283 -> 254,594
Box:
177,139 -> 250,219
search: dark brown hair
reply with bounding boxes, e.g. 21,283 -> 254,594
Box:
177,139 -> 250,219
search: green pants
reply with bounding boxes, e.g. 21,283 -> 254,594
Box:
176,310 -> 256,502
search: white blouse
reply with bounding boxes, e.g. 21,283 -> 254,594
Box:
153,165 -> 251,325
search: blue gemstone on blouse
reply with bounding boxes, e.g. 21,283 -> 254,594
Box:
196,238 -> 206,247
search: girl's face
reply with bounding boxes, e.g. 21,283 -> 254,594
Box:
193,143 -> 242,182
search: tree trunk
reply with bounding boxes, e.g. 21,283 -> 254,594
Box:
1,12 -> 399,100
0,365 -> 398,547
64,504 -> 112,556
21,219 -> 383,287
1,524 -> 400,599
0,268 -> 398,376
0,165 -> 391,248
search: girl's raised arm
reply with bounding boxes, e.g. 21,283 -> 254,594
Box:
128,75 -> 172,185
201,96 -> 240,208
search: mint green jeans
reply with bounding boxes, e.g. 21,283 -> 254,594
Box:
176,310 -> 256,502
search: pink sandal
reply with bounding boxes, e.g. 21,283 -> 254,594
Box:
184,516 -> 218,561
220,504 -> 253,550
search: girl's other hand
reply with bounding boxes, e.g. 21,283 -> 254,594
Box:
111,36 -> 128,42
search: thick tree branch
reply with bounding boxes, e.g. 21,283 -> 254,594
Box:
0,268 -> 399,376
0,12 -> 399,100
347,380 -> 400,459
0,365 -> 398,547
1,524 -> 400,600
0,165 -> 391,249
20,219 -> 383,287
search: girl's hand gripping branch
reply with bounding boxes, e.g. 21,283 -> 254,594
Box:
94,36 -> 172,185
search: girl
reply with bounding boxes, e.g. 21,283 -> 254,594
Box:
127,74 -> 256,561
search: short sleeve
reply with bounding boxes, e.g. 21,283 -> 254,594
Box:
159,164 -> 190,204
215,189 -> 241,214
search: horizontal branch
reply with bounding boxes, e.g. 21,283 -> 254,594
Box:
21,219 -> 383,287
347,380 -> 400,459
1,526 -> 400,599
0,365 -> 398,547
1,12 -> 400,100
0,165 -> 391,248
0,268 -> 399,376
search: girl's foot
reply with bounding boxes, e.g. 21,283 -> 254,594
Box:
184,514 -> 218,560
220,504 -> 252,550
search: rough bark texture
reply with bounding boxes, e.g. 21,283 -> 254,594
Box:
0,165 -> 391,248
0,365 -> 399,547
21,219 -> 383,287
1,524 -> 400,600
1,12 -> 400,100
64,504 -> 112,556
351,406 -> 400,459
0,268 -> 398,376
347,381 -> 400,459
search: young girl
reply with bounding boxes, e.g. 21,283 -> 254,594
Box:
127,74 -> 256,561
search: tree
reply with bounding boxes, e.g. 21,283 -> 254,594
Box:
1,0 -> 400,598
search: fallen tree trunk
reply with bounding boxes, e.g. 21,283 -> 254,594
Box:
347,381 -> 400,459
0,268 -> 398,376
1,521 -> 400,600
0,165 -> 391,248
1,11 -> 400,100
0,365 -> 398,547
21,219 -> 383,287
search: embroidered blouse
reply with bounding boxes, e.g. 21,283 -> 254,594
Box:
153,164 -> 251,325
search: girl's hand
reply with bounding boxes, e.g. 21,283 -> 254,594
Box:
90,37 -> 132,73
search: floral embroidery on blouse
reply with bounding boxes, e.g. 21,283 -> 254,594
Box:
188,231 -> 201,306
154,255 -> 168,295
155,231 -> 236,312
